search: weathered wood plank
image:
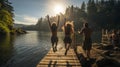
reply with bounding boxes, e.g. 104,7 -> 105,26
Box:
40,59 -> 79,63
37,64 -> 81,67
36,47 -> 81,67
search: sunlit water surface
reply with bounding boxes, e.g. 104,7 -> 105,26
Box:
0,31 -> 101,67
0,31 -> 64,67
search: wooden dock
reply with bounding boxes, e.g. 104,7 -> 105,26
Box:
36,47 -> 81,67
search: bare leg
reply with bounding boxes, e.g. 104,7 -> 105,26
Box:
52,43 -> 55,52
55,42 -> 58,51
65,43 -> 68,55
83,50 -> 87,58
87,50 -> 91,59
65,43 -> 67,49
67,43 -> 71,50
52,43 -> 54,48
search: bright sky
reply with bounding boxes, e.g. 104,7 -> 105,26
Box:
10,0 -> 88,25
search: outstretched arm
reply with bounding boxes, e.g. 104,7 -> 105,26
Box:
47,15 -> 51,29
78,28 -> 84,35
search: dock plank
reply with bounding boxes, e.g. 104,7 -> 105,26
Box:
36,48 -> 81,67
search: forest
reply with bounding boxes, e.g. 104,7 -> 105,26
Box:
0,0 -> 26,35
36,0 -> 120,31
0,0 -> 14,35
0,0 -> 120,33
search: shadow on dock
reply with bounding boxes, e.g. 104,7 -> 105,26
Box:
48,60 -> 73,67
48,60 -> 57,67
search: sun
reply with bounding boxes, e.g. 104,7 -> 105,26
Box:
54,4 -> 64,14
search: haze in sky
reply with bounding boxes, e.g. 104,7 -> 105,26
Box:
10,0 -> 88,25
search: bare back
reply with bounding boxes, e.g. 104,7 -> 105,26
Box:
80,27 -> 92,39
51,30 -> 57,36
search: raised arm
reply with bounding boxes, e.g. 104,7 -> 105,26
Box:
47,15 -> 51,28
57,15 -> 60,28
64,18 -> 66,27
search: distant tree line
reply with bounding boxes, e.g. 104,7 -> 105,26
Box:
35,0 -> 120,31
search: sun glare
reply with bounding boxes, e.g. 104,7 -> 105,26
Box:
54,4 -> 64,14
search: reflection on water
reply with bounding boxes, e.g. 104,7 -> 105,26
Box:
0,31 -> 101,67
0,35 -> 14,67
0,31 -> 64,67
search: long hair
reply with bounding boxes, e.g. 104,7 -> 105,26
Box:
51,22 -> 57,32
62,21 -> 74,34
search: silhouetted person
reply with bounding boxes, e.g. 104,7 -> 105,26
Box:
47,15 -> 60,52
78,22 -> 92,59
111,30 -> 119,47
117,30 -> 120,48
63,19 -> 74,55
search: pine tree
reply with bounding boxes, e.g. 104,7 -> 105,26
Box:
0,0 -> 14,34
81,1 -> 86,12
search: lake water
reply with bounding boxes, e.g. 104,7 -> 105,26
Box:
0,31 -> 101,67
0,31 -> 65,67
